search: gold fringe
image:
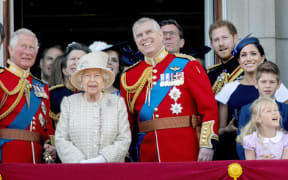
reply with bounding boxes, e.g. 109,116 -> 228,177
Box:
121,67 -> 153,113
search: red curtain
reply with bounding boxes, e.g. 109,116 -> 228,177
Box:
0,160 -> 288,180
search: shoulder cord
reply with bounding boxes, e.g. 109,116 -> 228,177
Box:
121,67 -> 153,113
0,79 -> 30,119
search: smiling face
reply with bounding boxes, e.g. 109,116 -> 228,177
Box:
238,44 -> 265,73
134,20 -> 163,58
8,33 -> 38,70
210,26 -> 238,62
257,103 -> 280,130
81,69 -> 104,99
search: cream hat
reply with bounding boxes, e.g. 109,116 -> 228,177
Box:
71,52 -> 115,90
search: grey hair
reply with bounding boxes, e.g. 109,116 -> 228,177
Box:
9,28 -> 39,49
132,17 -> 160,40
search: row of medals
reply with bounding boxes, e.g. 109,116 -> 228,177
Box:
160,72 -> 184,87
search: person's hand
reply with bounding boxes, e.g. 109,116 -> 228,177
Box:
197,148 -> 214,161
43,143 -> 56,162
219,118 -> 238,135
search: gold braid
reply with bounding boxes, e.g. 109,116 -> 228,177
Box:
212,73 -> 229,95
0,78 -> 25,95
0,78 -> 28,120
121,67 -> 153,113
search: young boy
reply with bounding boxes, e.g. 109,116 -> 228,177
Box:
236,60 -> 288,160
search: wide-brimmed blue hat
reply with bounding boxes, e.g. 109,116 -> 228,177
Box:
232,34 -> 260,59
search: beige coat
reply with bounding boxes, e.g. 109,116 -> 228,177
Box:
55,93 -> 131,163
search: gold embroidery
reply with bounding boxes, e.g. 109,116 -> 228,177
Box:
199,120 -> 218,148
121,67 -> 153,113
174,53 -> 196,61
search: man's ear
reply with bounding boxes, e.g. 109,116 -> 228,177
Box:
233,34 -> 239,44
180,39 -> 185,48
277,80 -> 281,90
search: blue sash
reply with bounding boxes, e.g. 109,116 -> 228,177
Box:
0,78 -> 43,162
135,57 -> 189,161
139,57 -> 189,121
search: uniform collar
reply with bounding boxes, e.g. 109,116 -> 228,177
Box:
65,80 -> 78,92
6,60 -> 30,79
144,47 -> 168,66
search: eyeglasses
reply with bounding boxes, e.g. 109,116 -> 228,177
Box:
163,31 -> 179,38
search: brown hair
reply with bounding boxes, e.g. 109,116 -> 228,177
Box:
209,20 -> 237,40
256,60 -> 280,82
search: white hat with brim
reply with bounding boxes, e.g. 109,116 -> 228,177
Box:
71,52 -> 115,90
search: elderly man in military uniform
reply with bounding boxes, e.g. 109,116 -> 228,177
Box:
0,28 -> 55,163
120,17 -> 218,162
207,20 -> 243,94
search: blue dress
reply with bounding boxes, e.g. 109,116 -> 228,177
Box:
214,80 -> 258,160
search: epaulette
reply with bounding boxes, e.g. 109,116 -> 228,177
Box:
123,60 -> 142,73
30,73 -> 44,83
207,63 -> 221,71
49,84 -> 65,91
174,53 -> 196,61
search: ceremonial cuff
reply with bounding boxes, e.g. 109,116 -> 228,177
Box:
199,120 -> 218,149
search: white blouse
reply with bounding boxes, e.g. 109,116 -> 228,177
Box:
55,93 -> 131,163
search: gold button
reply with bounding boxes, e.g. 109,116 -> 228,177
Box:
33,116 -> 36,120
152,81 -> 157,85
32,126 -> 36,130
152,75 -> 157,80
153,69 -> 157,73
154,107 -> 158,112
32,121 -> 36,125
155,114 -> 159,118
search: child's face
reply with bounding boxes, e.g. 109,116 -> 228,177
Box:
257,103 -> 280,129
255,73 -> 280,99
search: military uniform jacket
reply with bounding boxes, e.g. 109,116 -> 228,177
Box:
207,57 -> 243,94
120,49 -> 218,162
0,61 -> 54,163
49,83 -> 78,127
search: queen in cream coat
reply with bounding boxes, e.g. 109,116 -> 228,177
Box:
55,52 -> 131,163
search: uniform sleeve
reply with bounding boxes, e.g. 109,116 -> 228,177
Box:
238,104 -> 251,134
99,97 -> 132,162
55,96 -> 86,163
43,85 -> 55,137
186,60 -> 219,148
243,133 -> 256,151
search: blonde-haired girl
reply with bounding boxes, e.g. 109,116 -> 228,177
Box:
237,97 -> 288,160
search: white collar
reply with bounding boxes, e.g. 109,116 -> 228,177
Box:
262,131 -> 283,144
